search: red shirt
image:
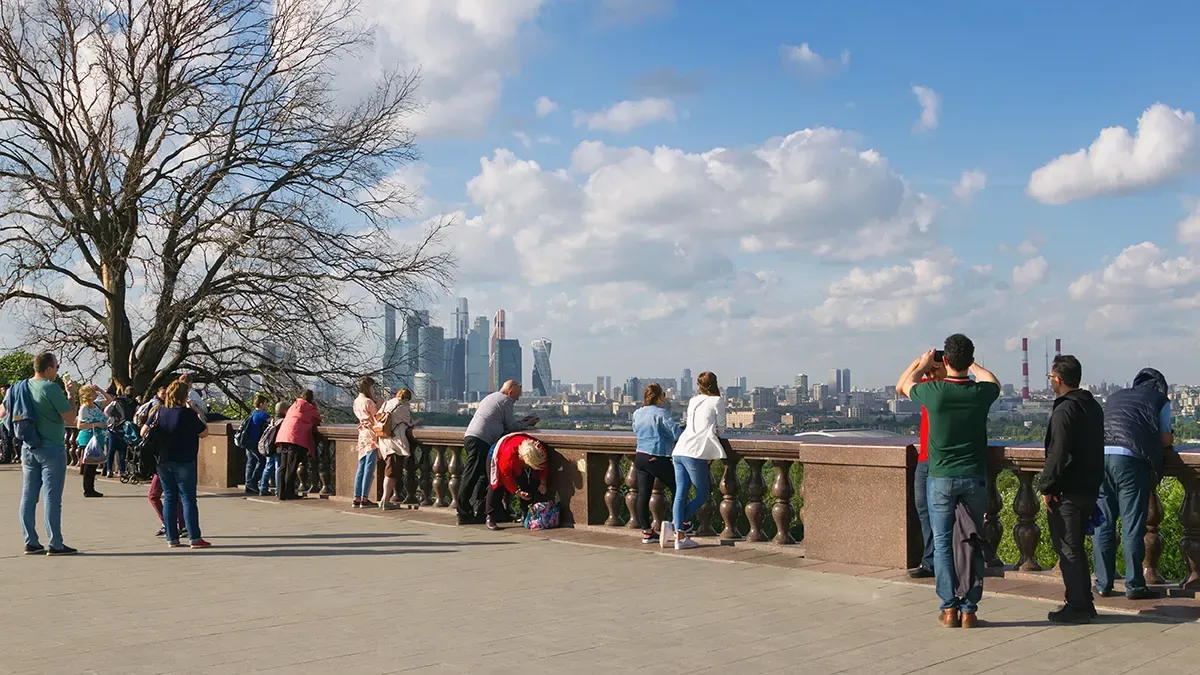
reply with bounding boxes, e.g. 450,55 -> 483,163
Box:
491,433 -> 549,493
917,376 -> 931,462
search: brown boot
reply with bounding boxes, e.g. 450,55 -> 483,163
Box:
961,612 -> 978,629
938,608 -> 961,628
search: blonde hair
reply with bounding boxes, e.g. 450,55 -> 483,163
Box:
78,385 -> 100,406
397,388 -> 412,401
517,439 -> 546,470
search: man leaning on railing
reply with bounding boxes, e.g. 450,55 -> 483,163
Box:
457,380 -> 538,525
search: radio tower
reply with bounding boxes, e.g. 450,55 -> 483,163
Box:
1055,339 -> 1061,357
1021,338 -> 1030,400
1044,339 -> 1050,395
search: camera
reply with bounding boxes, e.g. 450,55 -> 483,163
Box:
933,349 -> 944,363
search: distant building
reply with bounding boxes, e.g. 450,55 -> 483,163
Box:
813,383 -> 829,401
496,338 -> 521,386
841,368 -> 851,393
828,368 -> 841,395
623,377 -> 641,400
727,410 -> 781,429
737,376 -> 748,392
890,399 -> 921,415
1002,383 -> 1015,397
466,316 -> 489,398
795,373 -> 809,393
402,310 -> 430,387
417,324 -> 444,400
489,310 -> 506,391
531,338 -> 552,397
681,368 -> 693,398
595,377 -> 606,398
453,297 -> 469,340
443,338 -> 466,400
750,387 -> 772,410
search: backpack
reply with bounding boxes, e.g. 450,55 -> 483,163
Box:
258,419 -> 283,455
523,501 -> 560,530
372,399 -> 400,439
2,380 -> 42,450
138,408 -> 165,476
233,412 -> 256,451
104,399 -> 126,430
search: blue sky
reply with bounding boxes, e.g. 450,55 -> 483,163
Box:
375,0 -> 1200,390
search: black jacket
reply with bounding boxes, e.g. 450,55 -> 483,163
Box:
1038,388 -> 1105,498
1103,368 -> 1169,479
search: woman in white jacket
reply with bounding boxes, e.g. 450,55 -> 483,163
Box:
377,389 -> 416,510
665,371 -> 726,551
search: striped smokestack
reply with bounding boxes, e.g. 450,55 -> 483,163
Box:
1021,337 -> 1030,400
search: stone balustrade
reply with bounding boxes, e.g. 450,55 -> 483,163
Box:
174,422 -> 1200,585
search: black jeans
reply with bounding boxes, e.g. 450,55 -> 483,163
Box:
457,436 -> 492,518
635,453 -> 676,531
486,469 -> 543,519
1048,492 -> 1098,610
278,445 -> 305,500
913,460 -> 934,570
82,463 -> 99,494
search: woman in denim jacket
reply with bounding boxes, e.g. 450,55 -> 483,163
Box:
631,383 -> 683,544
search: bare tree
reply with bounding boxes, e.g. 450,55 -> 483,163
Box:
0,0 -> 451,399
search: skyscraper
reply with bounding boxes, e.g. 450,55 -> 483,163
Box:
531,338 -> 552,397
400,309 -> 429,387
466,316 -> 489,398
737,376 -> 748,392
489,309 -> 506,391
417,324 -> 444,399
382,305 -> 399,390
596,376 -> 606,398
605,376 -> 612,397
828,368 -> 841,395
796,373 -> 809,393
497,338 -> 521,386
453,297 -> 469,340
841,368 -> 851,394
443,337 -> 466,400
681,368 -> 693,398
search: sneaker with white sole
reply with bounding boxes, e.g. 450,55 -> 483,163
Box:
675,536 -> 699,550
659,521 -> 675,549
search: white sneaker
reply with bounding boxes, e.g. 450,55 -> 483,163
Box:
660,521 -> 675,549
675,536 -> 699,551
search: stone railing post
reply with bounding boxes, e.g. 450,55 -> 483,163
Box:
650,479 -> 667,533
625,459 -> 640,530
695,461 -> 718,537
718,452 -> 742,540
984,464 -> 1005,567
1179,474 -> 1200,591
419,445 -> 434,506
403,450 -> 419,505
319,438 -> 334,496
1144,487 -> 1165,584
603,455 -> 623,526
1012,469 -> 1043,571
447,446 -> 462,511
771,460 -> 796,545
432,446 -> 449,507
744,459 -> 768,542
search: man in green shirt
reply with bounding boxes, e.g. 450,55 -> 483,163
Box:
18,353 -> 78,554
898,334 -> 1000,628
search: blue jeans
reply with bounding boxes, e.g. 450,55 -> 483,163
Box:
353,452 -> 377,499
1093,454 -> 1150,595
105,431 -> 126,475
928,474 -> 987,613
245,449 -> 265,490
672,456 -> 710,529
913,461 -> 934,571
159,461 -> 201,543
259,454 -> 279,493
20,444 -> 67,549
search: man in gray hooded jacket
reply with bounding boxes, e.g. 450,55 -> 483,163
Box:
1094,367 -> 1172,601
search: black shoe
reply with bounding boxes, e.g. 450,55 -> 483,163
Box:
47,545 -> 78,556
1048,605 -> 1093,624
907,566 -> 935,579
244,487 -> 260,495
457,514 -> 485,526
486,518 -> 500,531
23,544 -> 45,555
1093,583 -> 1111,598
1089,606 -> 1099,619
1125,587 -> 1154,600
83,491 -> 104,498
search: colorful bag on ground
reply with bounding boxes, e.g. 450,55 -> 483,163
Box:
81,434 -> 106,464
523,501 -> 560,530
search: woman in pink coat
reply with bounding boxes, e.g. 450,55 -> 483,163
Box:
276,390 -> 322,501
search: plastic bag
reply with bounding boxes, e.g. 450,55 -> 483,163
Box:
81,433 -> 106,465
523,501 -> 560,530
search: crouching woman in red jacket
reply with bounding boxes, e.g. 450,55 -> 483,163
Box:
485,433 -> 548,531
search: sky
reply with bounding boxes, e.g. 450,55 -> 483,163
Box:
12,0 -> 1200,392
369,0 -> 1200,391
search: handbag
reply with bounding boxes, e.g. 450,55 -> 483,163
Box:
81,433 -> 106,464
523,501 -> 560,530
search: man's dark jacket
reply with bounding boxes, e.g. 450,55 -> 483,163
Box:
1038,388 -> 1105,498
1103,368 -> 1169,480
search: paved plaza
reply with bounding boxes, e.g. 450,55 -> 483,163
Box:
2,466 -> 1200,674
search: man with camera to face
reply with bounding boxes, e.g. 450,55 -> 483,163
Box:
897,334 -> 1000,628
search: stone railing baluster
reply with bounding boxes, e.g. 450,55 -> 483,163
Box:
983,465 -> 1005,567
771,460 -> 796,545
447,446 -> 462,511
1178,474 -> 1200,591
1012,469 -> 1043,571
744,459 -> 768,542
604,455 -> 623,526
650,479 -> 667,533
403,451 -> 419,504
319,438 -> 334,496
719,452 -> 742,540
419,445 -> 434,506
625,459 -> 639,530
432,446 -> 449,507
1144,487 -> 1165,584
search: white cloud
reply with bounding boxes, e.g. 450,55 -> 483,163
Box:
513,131 -> 533,148
953,170 -> 987,201
1016,240 -> 1039,257
1012,256 -> 1048,292
1178,201 -> 1200,244
1027,103 -> 1198,205
572,98 -> 677,133
806,256 -> 956,330
352,1 -> 549,138
1068,242 -> 1200,301
534,96 -> 558,117
912,86 -> 941,132
781,43 -> 850,78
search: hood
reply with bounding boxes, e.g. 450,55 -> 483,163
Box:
1132,368 -> 1169,398
1062,388 -> 1097,405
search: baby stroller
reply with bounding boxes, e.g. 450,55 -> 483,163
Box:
121,422 -> 155,485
